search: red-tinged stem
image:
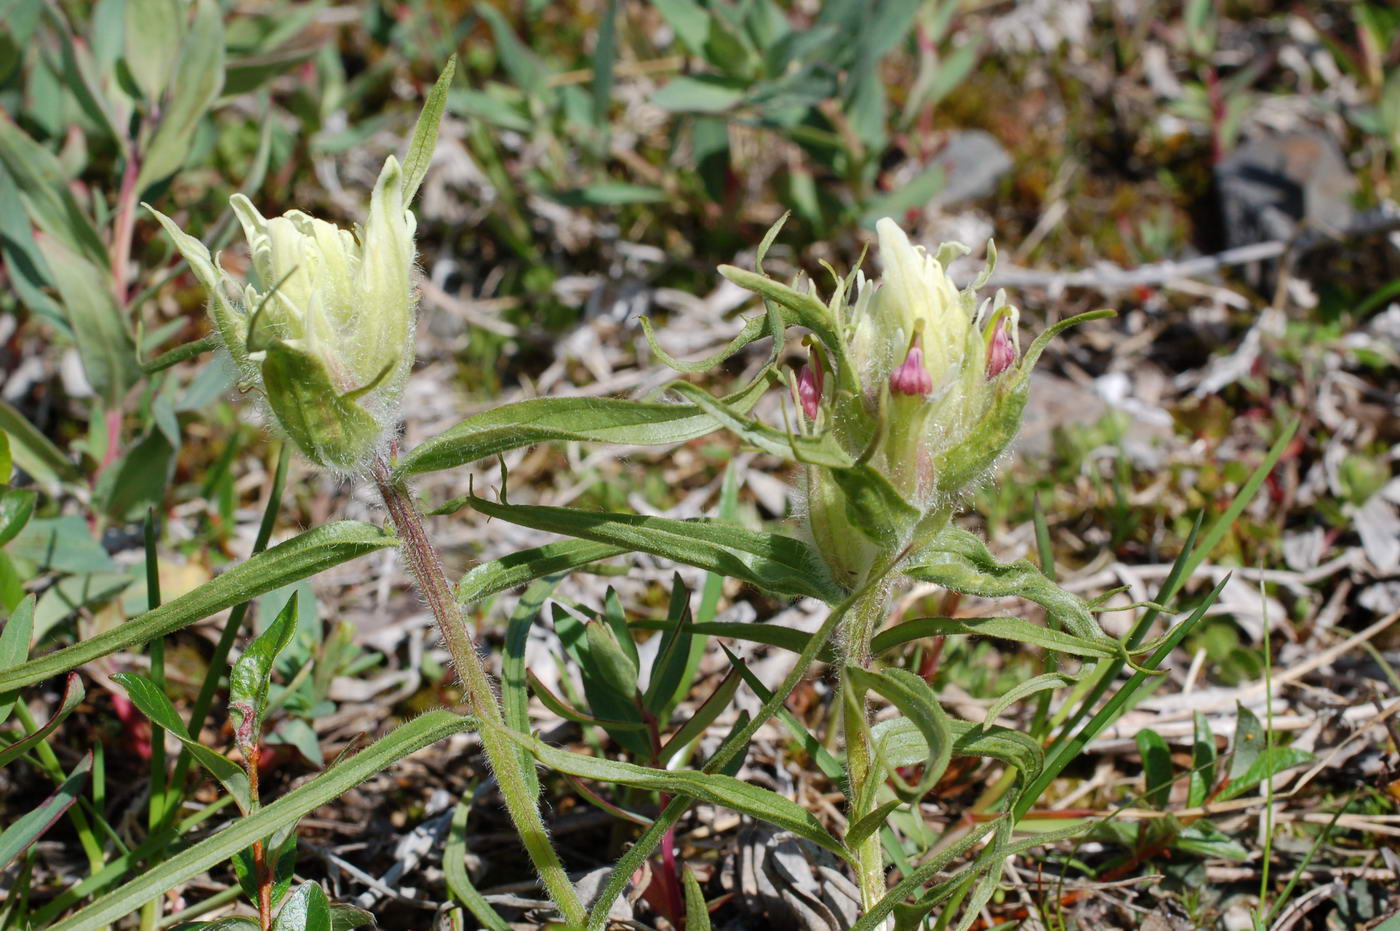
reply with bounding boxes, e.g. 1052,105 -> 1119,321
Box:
370,455 -> 585,926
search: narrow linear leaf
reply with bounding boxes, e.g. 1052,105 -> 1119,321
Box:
443,797 -> 510,931
0,522 -> 395,692
0,751 -> 91,870
402,55 -> 456,205
872,615 -> 1118,659
494,724 -> 852,865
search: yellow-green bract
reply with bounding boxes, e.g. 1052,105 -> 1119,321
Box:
798,218 -> 1028,586
145,156 -> 417,470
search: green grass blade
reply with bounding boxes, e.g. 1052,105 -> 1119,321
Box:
48,711 -> 476,929
0,521 -> 393,692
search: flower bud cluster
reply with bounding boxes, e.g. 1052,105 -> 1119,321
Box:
800,219 -> 1029,584
147,157 -> 417,470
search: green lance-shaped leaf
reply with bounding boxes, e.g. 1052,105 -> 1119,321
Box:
397,374 -> 769,478
135,0 -> 226,193
0,595 -> 35,724
846,665 -> 952,803
0,116 -> 108,267
584,617 -> 641,700
0,751 -> 91,871
47,711 -> 477,930
402,55 -> 456,205
490,722 -> 853,865
123,0 -> 183,103
0,522 -> 394,693
904,524 -> 1113,646
871,615 -> 1122,660
114,672 -> 252,813
464,494 -> 843,603
34,235 -> 139,409
228,591 -> 298,754
271,882 -> 332,931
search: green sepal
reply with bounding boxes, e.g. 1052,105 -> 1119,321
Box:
259,342 -> 382,470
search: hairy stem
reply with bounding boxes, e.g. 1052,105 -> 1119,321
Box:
841,583 -> 891,912
370,456 -> 585,926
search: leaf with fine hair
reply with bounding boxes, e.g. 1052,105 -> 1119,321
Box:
0,522 -> 395,693
465,494 -> 843,603
457,539 -> 629,605
401,56 -> 457,205
396,374 -> 769,478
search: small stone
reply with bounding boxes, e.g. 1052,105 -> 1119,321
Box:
930,130 -> 1013,207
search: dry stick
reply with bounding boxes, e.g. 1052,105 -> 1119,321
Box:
369,455 -> 586,927
987,207 -> 1400,292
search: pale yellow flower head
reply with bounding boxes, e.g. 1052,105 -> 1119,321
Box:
146,156 -> 418,470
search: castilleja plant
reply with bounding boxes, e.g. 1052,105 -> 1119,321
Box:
0,57 -> 1269,931
379,212 -> 1166,929
145,59 -> 593,927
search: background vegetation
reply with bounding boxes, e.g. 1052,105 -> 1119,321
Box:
0,0 -> 1398,928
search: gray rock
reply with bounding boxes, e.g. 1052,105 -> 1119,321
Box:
931,130 -> 1013,207
1215,128 -> 1357,288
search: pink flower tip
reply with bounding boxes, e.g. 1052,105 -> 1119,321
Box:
797,364 -> 823,419
986,320 -> 1016,378
889,342 -> 934,397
